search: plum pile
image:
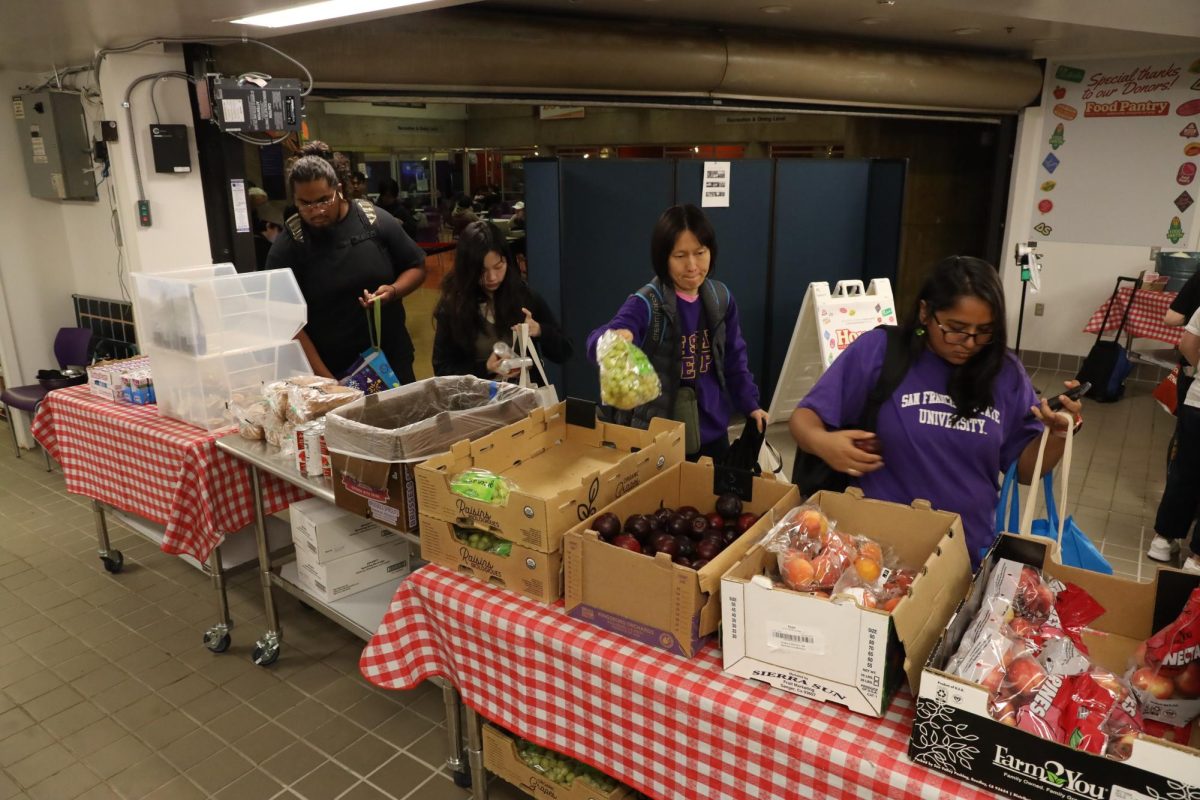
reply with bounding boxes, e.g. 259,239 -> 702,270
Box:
590,493 -> 759,571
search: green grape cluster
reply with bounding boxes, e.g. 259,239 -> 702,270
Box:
452,526 -> 513,557
516,739 -> 620,793
450,469 -> 512,505
597,331 -> 661,410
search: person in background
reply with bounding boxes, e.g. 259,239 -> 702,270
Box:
586,204 -> 767,462
254,201 -> 286,270
247,186 -> 269,213
451,194 -> 479,237
267,141 -> 426,382
348,171 -> 368,200
432,220 -> 571,378
510,201 -> 526,232
375,178 -> 420,239
1151,305 -> 1200,574
1149,269 -> 1200,562
508,200 -> 527,261
790,256 -> 1084,568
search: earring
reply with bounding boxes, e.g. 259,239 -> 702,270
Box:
916,326 -> 926,336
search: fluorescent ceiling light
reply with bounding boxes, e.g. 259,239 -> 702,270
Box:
231,0 -> 433,28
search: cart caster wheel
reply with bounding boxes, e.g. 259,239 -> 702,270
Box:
252,642 -> 280,667
101,551 -> 123,574
203,630 -> 231,653
451,769 -> 471,788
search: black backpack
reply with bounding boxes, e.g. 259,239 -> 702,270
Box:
1076,277 -> 1139,403
791,326 -> 912,496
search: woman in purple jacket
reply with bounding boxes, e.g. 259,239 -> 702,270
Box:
587,204 -> 768,461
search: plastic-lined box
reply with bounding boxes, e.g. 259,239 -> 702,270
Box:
151,341 -> 311,430
131,266 -> 306,356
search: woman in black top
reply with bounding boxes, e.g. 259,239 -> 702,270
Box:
432,221 -> 571,379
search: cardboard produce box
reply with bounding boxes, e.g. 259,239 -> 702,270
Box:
416,401 -> 684,554
908,533 -> 1200,799
289,497 -> 398,563
294,537 -> 412,603
482,724 -> 632,800
721,489 -> 971,716
563,460 -> 799,657
419,514 -> 563,603
326,377 -> 539,533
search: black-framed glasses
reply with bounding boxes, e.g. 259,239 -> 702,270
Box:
932,314 -> 994,345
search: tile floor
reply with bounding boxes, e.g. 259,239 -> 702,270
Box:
0,365 -> 1183,799
0,449 -> 529,799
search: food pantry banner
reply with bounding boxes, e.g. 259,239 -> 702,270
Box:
1030,54 -> 1200,247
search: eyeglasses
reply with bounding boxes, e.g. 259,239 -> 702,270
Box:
932,314 -> 994,345
296,194 -> 339,212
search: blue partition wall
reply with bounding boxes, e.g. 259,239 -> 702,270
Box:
526,158 -> 905,404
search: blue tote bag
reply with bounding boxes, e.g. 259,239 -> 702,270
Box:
988,419 -> 1108,575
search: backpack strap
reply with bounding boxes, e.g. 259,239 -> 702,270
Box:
860,326 -> 911,431
356,198 -> 377,225
285,213 -> 305,243
633,282 -> 667,351
705,279 -> 731,322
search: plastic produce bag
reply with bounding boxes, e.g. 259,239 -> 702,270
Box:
231,398 -> 271,441
449,468 -> 516,506
596,330 -> 661,410
1127,586 -> 1200,727
285,383 -> 362,424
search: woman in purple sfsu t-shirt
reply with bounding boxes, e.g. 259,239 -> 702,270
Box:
587,205 -> 768,462
790,256 -> 1085,567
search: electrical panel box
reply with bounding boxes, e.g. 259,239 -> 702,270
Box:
12,91 -> 97,201
211,78 -> 302,133
150,124 -> 191,173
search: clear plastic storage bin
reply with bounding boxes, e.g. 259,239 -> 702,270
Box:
131,266 -> 307,356
150,341 -> 312,431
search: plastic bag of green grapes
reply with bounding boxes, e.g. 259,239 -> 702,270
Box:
596,330 -> 661,410
449,468 -> 515,506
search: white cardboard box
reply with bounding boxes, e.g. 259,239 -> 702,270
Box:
294,537 -> 412,603
290,497 -> 398,564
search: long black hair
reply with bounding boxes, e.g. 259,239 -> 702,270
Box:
901,256 -> 1009,421
650,204 -> 718,284
436,221 -> 529,351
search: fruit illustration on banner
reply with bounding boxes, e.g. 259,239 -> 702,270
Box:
1038,199 -> 1054,214
1040,180 -> 1057,192
1034,222 -> 1053,236
1190,57 -> 1200,74
1187,143 -> 1200,157
1175,191 -> 1194,213
1042,153 -> 1060,174
1193,78 -> 1200,91
1167,215 -> 1185,244
1055,65 -> 1085,83
1048,123 -> 1065,150
1183,122 -> 1200,138
1178,163 -> 1196,185
1053,86 -> 1066,100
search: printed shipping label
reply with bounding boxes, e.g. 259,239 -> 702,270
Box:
1111,788 -> 1155,800
12,97 -> 24,118
221,98 -> 245,124
367,499 -> 400,527
767,622 -> 825,654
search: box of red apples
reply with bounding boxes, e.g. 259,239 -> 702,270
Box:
563,459 -> 799,657
720,489 -> 971,716
909,533 -> 1200,799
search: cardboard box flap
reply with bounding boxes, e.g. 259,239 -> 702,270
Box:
890,517 -> 971,695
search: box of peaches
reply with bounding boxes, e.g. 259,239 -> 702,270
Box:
909,533 -> 1200,800
721,489 -> 972,717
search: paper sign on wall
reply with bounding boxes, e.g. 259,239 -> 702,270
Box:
1030,55 -> 1200,247
766,279 -> 898,423
702,161 -> 730,207
230,178 -> 251,234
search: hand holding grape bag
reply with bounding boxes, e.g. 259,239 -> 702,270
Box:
596,330 -> 662,410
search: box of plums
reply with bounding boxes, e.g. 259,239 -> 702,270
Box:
721,489 -> 970,716
908,533 -> 1200,799
563,459 -> 799,657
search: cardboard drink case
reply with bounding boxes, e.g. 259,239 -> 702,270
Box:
418,513 -> 563,603
721,489 -> 971,716
482,724 -> 633,800
289,497 -> 398,563
563,460 -> 799,657
908,533 -> 1200,799
326,377 -> 539,533
293,537 -> 412,603
416,400 -> 685,554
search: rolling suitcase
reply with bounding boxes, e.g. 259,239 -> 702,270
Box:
1077,276 -> 1140,403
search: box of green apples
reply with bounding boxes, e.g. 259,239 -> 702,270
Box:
483,724 -> 633,800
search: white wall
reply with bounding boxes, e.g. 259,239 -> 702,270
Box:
0,49 -> 212,449
1000,69 -> 1200,358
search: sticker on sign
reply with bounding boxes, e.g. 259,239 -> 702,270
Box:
767,622 -> 825,653
1111,787 -> 1155,800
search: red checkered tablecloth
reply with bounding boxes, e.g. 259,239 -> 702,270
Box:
1083,287 -> 1181,346
361,565 -> 995,800
31,385 -> 307,563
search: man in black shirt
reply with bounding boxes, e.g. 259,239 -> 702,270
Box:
267,146 -> 426,382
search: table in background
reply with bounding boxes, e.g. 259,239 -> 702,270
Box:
361,564 -> 995,800
1084,286 -> 1181,363
31,385 -> 307,651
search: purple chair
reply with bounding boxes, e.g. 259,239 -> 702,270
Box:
2,327 -> 94,470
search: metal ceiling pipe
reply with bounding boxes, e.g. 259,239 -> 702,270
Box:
215,8 -> 1042,113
